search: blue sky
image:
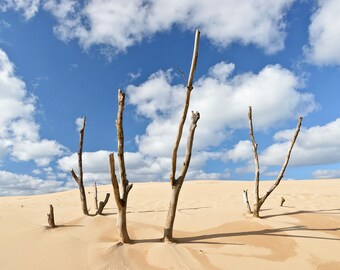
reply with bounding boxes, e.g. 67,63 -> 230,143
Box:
1,0 -> 340,195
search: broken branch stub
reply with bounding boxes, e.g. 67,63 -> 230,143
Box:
47,204 -> 56,228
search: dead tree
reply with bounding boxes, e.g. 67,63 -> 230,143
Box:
94,182 -> 98,210
95,193 -> 110,215
109,90 -> 133,243
246,106 -> 302,218
71,117 -> 89,215
163,29 -> 201,242
47,204 -> 56,228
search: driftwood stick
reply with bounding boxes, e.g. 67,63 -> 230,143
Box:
178,111 -> 200,182
248,107 -> 260,205
109,153 -> 123,207
96,193 -> 110,215
116,90 -> 128,189
164,30 -> 201,242
94,182 -> 98,210
170,29 -> 200,186
243,190 -> 252,214
259,117 -> 302,205
109,90 -> 133,243
70,117 -> 88,215
280,197 -> 286,207
47,204 -> 56,228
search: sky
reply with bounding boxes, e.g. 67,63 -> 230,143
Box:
1,0 -> 340,196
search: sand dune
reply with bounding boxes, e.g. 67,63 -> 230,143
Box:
0,180 -> 339,270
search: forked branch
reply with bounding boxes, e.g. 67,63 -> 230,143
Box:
259,116 -> 302,205
171,29 -> 200,185
247,106 -> 302,217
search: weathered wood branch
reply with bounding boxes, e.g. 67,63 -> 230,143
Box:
94,182 -> 98,210
259,117 -> 302,206
70,117 -> 88,215
96,193 -> 110,215
109,153 -> 123,208
116,90 -> 128,189
71,169 -> 79,184
248,107 -> 302,218
243,190 -> 252,214
178,111 -> 200,183
109,90 -> 133,243
280,197 -> 286,207
170,29 -> 200,186
164,30 -> 201,242
47,204 -> 56,228
248,107 -> 260,205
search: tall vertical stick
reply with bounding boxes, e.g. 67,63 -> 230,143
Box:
109,90 -> 133,243
71,117 -> 89,215
164,30 -> 201,242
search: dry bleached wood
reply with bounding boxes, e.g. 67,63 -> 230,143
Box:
246,106 -> 302,218
164,29 -> 201,242
71,117 -> 89,215
109,90 -> 133,244
47,204 -> 56,228
280,197 -> 286,207
95,193 -> 110,215
94,182 -> 98,210
243,190 -> 252,214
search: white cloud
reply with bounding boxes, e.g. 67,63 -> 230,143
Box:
11,139 -> 65,166
0,49 -> 66,166
43,0 -> 296,54
0,170 -> 67,196
225,140 -> 253,162
312,169 -> 340,179
305,0 -> 340,65
127,62 -> 317,160
261,118 -> 340,166
0,0 -> 40,20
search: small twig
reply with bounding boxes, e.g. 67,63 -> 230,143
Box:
176,67 -> 187,83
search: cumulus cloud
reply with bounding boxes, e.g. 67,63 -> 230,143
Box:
305,0 -> 340,65
0,49 -> 66,166
0,170 -> 67,196
42,0 -> 295,54
261,118 -> 340,166
224,140 -> 253,162
127,62 -> 317,160
0,0 -> 40,20
312,169 -> 340,179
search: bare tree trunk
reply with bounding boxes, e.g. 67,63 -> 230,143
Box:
95,193 -> 110,215
47,204 -> 56,228
248,106 -> 302,218
164,30 -> 201,242
108,90 -> 133,244
71,117 -> 89,215
94,182 -> 98,210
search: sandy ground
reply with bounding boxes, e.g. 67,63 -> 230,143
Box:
0,180 -> 339,270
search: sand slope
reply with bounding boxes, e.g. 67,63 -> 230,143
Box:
0,180 -> 339,270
